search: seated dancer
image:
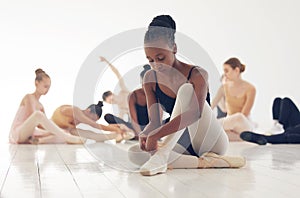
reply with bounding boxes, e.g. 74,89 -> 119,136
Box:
10,69 -> 84,144
128,15 -> 245,176
104,64 -> 153,139
51,101 -> 134,143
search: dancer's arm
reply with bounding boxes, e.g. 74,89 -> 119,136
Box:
140,70 -> 164,150
211,85 -> 225,110
142,70 -> 163,133
62,106 -> 123,133
241,85 -> 256,116
128,91 -> 142,133
99,56 -> 128,92
22,94 -> 40,114
145,68 -> 208,151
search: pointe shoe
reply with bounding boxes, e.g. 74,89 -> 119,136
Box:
139,151 -> 169,176
199,152 -> 246,168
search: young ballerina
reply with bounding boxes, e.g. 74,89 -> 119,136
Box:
9,69 -> 85,144
240,97 -> 300,145
51,101 -> 134,142
213,58 -> 256,141
99,56 -> 131,120
128,15 -> 245,176
104,64 -> 153,139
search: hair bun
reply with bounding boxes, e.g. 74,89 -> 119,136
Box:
240,64 -> 246,73
149,15 -> 176,32
97,101 -> 104,107
35,68 -> 45,75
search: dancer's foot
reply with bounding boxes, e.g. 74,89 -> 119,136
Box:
139,150 -> 168,176
94,133 -> 118,142
240,131 -> 267,145
115,131 -> 135,143
65,134 -> 86,144
198,152 -> 246,168
28,136 -> 39,145
226,130 -> 243,141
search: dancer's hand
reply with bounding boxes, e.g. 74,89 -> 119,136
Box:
139,133 -> 147,151
145,134 -> 158,153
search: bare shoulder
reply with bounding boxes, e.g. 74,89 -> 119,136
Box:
129,88 -> 143,101
21,94 -> 35,105
22,94 -> 31,101
244,81 -> 256,93
60,105 -> 73,111
189,66 -> 208,84
134,88 -> 144,95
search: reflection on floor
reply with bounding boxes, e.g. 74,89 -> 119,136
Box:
0,140 -> 299,198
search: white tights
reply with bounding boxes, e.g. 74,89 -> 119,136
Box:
128,83 -> 229,168
15,111 -> 84,144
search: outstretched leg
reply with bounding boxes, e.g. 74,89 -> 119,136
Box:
70,128 -> 120,142
104,114 -> 133,129
17,111 -> 85,144
129,143 -> 244,169
241,125 -> 300,145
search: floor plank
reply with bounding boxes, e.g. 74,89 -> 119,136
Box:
0,141 -> 300,197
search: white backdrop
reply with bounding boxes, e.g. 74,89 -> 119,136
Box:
1,0 -> 300,142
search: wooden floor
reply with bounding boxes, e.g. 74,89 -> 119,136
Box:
0,140 -> 299,198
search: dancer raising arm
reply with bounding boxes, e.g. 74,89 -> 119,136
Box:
99,56 -> 130,120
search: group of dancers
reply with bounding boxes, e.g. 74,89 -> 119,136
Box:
10,15 -> 300,176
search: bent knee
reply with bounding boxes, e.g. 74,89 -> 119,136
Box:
231,112 -> 247,122
282,97 -> 293,105
32,111 -> 45,119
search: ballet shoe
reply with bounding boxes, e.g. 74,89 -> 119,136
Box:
139,150 -> 169,176
240,131 -> 267,145
199,152 -> 246,168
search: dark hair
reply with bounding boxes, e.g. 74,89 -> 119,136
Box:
87,101 -> 104,118
140,64 -> 151,79
224,57 -> 245,73
144,15 -> 176,47
102,91 -> 113,101
35,68 -> 50,82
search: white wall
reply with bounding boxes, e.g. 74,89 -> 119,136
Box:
1,0 -> 300,142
